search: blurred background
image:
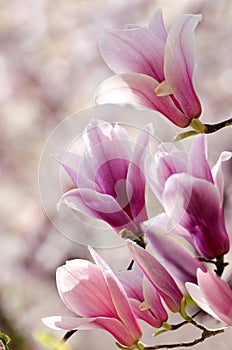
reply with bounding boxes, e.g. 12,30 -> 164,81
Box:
1,0 -> 232,349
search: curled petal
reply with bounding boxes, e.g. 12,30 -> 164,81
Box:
95,73 -> 189,127
59,188 -> 138,233
42,316 -> 97,330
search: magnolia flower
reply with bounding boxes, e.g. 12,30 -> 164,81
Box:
58,119 -> 153,234
42,248 -> 142,348
118,265 -> 168,328
186,269 -> 232,326
147,135 -> 231,259
95,9 -> 202,127
128,242 -> 183,313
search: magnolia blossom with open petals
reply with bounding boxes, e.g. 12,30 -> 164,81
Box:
147,135 -> 231,259
42,248 -> 142,348
58,119 -> 153,234
186,269 -> 232,326
95,9 -> 202,127
118,265 -> 168,328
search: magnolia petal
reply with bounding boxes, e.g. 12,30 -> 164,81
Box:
82,120 -> 131,196
59,188 -> 138,233
143,214 -> 192,243
117,270 -> 143,301
142,277 -> 168,323
89,248 -> 142,341
163,174 -> 230,258
188,134 -> 213,182
126,124 -> 153,223
42,316 -> 140,347
145,225 -> 206,285
212,151 -> 232,205
148,8 -> 167,42
185,283 -> 221,322
99,27 -> 165,81
148,144 -> 188,202
83,119 -> 130,158
165,14 -> 202,118
95,73 -> 189,127
54,151 -> 100,191
41,316 -> 97,330
53,152 -> 82,186
197,270 -> 232,325
94,317 -> 142,346
56,260 -> 117,318
128,242 -> 183,312
130,298 -> 164,328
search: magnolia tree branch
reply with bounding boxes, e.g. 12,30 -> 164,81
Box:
143,328 -> 224,349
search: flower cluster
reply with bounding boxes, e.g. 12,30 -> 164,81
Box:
42,9 -> 232,350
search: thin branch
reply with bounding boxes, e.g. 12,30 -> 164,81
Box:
144,328 -> 224,349
204,117 -> 232,133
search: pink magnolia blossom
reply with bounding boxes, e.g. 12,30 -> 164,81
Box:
42,248 -> 142,348
58,119 -> 153,234
95,9 -> 202,127
147,135 -> 231,259
117,265 -> 168,328
128,242 -> 183,313
186,269 -> 232,326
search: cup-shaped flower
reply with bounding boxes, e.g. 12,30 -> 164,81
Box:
42,248 -> 142,348
58,119 -> 153,234
118,265 -> 168,328
147,135 -> 231,259
186,269 -> 232,326
95,9 -> 202,127
128,242 -> 183,313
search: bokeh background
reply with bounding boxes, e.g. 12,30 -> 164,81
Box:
1,0 -> 232,349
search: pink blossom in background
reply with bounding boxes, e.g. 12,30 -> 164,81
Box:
42,248 -> 142,348
128,242 -> 183,313
95,9 -> 202,127
147,135 -> 231,259
186,269 -> 232,326
117,265 -> 168,328
57,119 -> 153,234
